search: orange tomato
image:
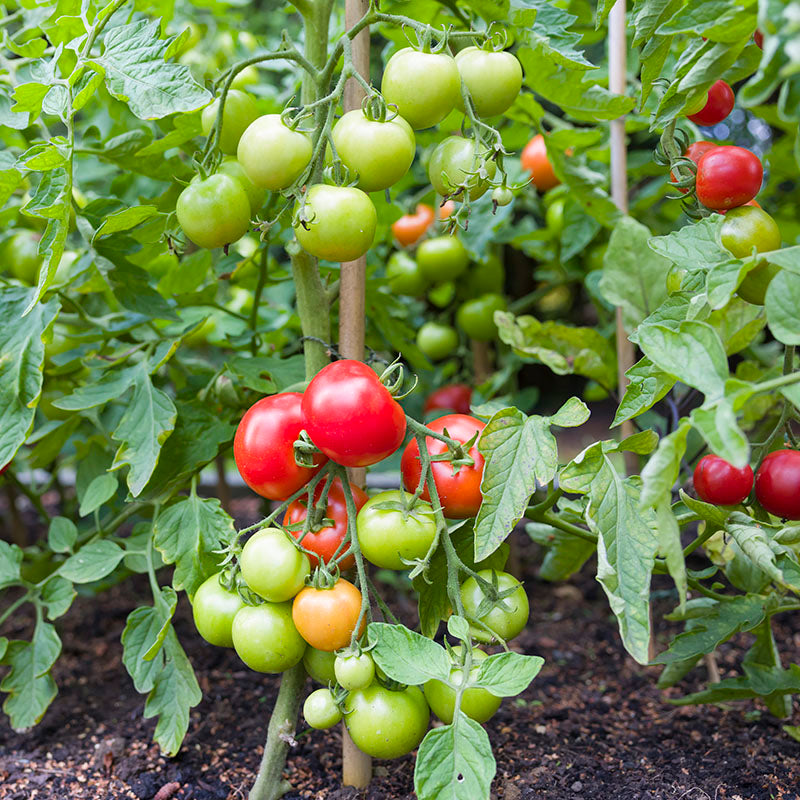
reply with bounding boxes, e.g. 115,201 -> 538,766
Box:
521,134 -> 560,192
292,578 -> 365,651
392,203 -> 435,247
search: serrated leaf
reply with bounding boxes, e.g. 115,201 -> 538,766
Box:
529,524 -> 595,582
765,269 -> 800,345
368,622 -> 450,685
613,357 -> 676,426
520,0 -> 594,69
93,205 -> 159,240
59,540 -> 124,583
690,397 -> 749,468
121,594 -> 176,693
648,216 -> 727,270
0,541 -> 23,589
640,422 -> 691,509
726,513 -> 785,587
473,652 -> 544,697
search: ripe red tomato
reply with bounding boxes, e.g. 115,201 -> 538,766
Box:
693,455 -> 754,506
755,450 -> 800,520
695,146 -> 763,211
688,80 -> 735,126
392,204 -> 435,247
424,384 -> 473,416
754,30 -> 764,49
302,360 -> 407,468
283,477 -> 368,569
292,578 -> 365,651
400,413 -> 485,518
671,141 -> 717,191
234,393 -> 327,501
521,135 -> 559,192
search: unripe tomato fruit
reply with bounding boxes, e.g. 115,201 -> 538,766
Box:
492,185 -> 514,207
240,528 -> 311,602
401,413 -> 485,519
294,185 -> 377,262
231,602 -> 306,672
4,231 -> 42,283
302,360 -> 407,467
334,652 -> 375,690
177,174 -> 251,249
417,321 -> 459,362
344,684 -> 430,759
201,89 -> 259,155
192,573 -> 245,648
521,135 -> 559,192
755,450 -> 800,520
460,569 -> 529,643
234,393 -> 327,501
428,281 -> 456,308
693,455 -> 754,506
392,204 -> 435,247
386,251 -> 429,296
454,47 -> 523,117
695,146 -> 762,211
424,384 -> 472,416
304,688 -> 342,729
217,156 -> 265,215
292,578 -> 365,652
688,80 -> 735,126
416,236 -> 469,282
237,114 -> 312,190
429,136 -> 497,201
456,293 -> 507,341
303,646 -> 337,684
381,48 -> 461,130
332,109 -> 416,192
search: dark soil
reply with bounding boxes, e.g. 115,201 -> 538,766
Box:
2,495 -> 800,800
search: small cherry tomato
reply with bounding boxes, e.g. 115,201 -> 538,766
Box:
521,134 -> 559,192
456,293 -> 507,341
392,204 -> 435,247
240,528 -> 311,602
693,455 -> 754,506
424,384 -> 472,416
232,603 -> 307,672
386,251 -> 429,296
237,114 -> 312,190
417,321 -> 459,362
334,652 -> 375,690
192,573 -> 245,648
416,236 -> 469,283
428,136 -> 497,201
304,646 -> 337,684
688,80 -> 735,126
201,89 -> 259,155
292,578 -> 365,651
304,688 -> 342,729
695,146 -> 763,211
176,174 -> 251,250
755,450 -> 800,520
754,30 -> 764,49
437,200 -> 456,220
460,569 -> 529,643
492,185 -> 514,207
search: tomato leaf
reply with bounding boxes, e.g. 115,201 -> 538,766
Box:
473,652 -> 544,697
689,396 -> 749,468
0,541 -> 23,590
613,357 -> 676,426
367,622 -> 451,685
47,517 -> 77,554
59,540 -> 125,584
527,523 -> 596,582
517,0 -> 594,70
639,421 -> 692,509
77,473 -> 119,517
765,269 -> 800,345
725,512 -> 786,587
41,576 -> 76,621
648,216 -> 727,270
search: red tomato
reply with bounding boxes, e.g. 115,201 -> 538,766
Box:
671,140 -> 718,193
400,413 -> 485,518
688,80 -> 735,126
754,30 -> 764,49
693,455 -> 753,506
424,384 -> 473,416
234,393 -> 327,500
696,146 -> 762,211
302,360 -> 407,468
283,477 -> 368,568
520,134 -> 559,192
755,450 -> 800,520
392,204 -> 435,247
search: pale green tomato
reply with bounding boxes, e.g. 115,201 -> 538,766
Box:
176,174 -> 251,250
217,156 -> 266,215
231,603 -> 306,673
201,89 -> 259,155
237,114 -> 312,191
454,47 -> 523,117
240,528 -> 311,603
428,136 -> 497,201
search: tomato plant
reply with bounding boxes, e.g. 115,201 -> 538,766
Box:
386,251 -> 429,296
428,136 -> 497,200
454,47 -> 523,118
417,321 -> 459,361
416,235 -> 469,282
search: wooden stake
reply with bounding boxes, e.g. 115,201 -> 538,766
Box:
471,340 -> 492,384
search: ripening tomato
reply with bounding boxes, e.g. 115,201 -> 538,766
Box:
693,455 -> 754,506
424,384 -> 472,416
428,136 -> 497,201
454,47 -> 523,117
239,528 -> 311,602
460,569 -> 529,643
201,89 -> 259,155
302,360 -> 407,467
237,114 -> 312,190
695,146 -> 763,211
283,477 -> 367,569
688,80 -> 735,126
416,235 -> 469,282
231,602 -> 307,672
381,48 -> 461,130
754,29 -> 764,49
437,200 -> 456,220
292,578 -> 365,651
192,573 -> 245,647
234,393 -> 327,501
392,204 -> 435,247
417,321 -> 459,362
386,251 -> 429,296
521,135 -> 559,192
755,450 -> 800,520
176,174 -> 251,249
334,652 -> 375,691
400,413 -> 485,518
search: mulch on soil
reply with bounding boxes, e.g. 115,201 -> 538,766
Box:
2,499 -> 800,800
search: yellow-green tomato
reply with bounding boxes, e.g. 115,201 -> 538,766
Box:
5,231 -> 42,283
231,603 -> 306,673
192,573 -> 245,648
344,684 -> 430,759
356,490 -> 437,570
334,652 -> 375,690
331,109 -> 416,192
304,688 -> 342,729
217,156 -> 266,215
428,136 -> 497,201
239,528 -> 311,602
237,114 -> 313,190
456,293 -> 507,341
423,647 -> 501,724
303,646 -> 337,684
416,235 -> 469,282
294,185 -> 377,262
460,569 -> 529,643
428,281 -> 456,308
417,321 -> 459,362
201,89 -> 259,155
176,174 -> 251,249
386,251 -> 429,296
454,47 -> 523,117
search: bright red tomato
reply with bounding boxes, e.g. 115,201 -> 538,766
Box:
671,141 -> 717,192
520,135 -> 559,192
301,360 -> 407,468
283,477 -> 368,569
234,393 -> 327,501
688,80 -> 735,126
693,455 -> 754,506
696,146 -> 763,211
400,413 -> 485,518
754,30 -> 764,49
424,384 -> 473,416
392,204 -> 435,247
755,450 -> 800,520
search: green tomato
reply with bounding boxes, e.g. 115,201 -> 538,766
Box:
666,265 -> 686,294
294,184 -> 377,262
585,243 -> 607,272
192,573 -> 245,648
231,65 -> 259,89
334,652 -> 375,690
380,48 -> 461,130
417,321 -> 459,362
492,186 -> 514,207
231,603 -> 306,673
201,89 -> 259,155
416,236 -> 469,282
454,47 -> 523,117
240,528 -> 311,603
428,281 -> 456,308
4,231 -> 42,284
355,490 -> 437,570
237,114 -> 313,191
331,109 -> 416,192
545,197 -> 566,237
304,646 -> 337,684
344,684 -> 430,759
423,646 -> 501,724
456,293 -> 507,341
386,251 -> 429,296
428,136 -> 497,201
217,156 -> 266,215
176,174 -> 251,250
304,688 -> 342,729
462,255 -> 505,298
460,569 -> 529,643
